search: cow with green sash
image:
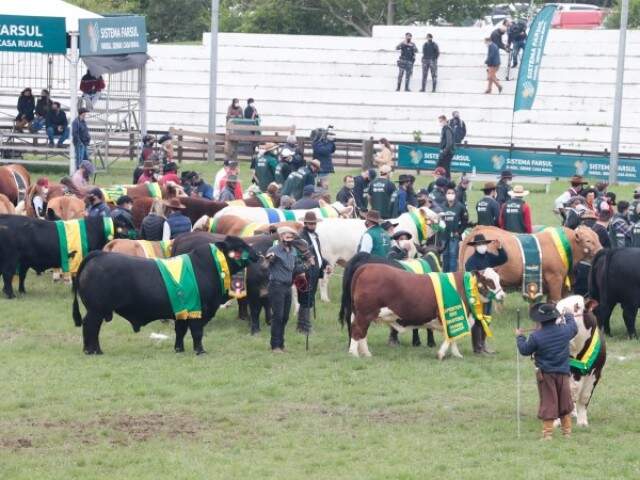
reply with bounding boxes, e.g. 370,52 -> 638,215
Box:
72,236 -> 258,355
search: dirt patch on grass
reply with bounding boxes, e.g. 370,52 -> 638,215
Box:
0,412 -> 202,450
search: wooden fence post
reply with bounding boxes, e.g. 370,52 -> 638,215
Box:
362,138 -> 374,168
177,133 -> 183,163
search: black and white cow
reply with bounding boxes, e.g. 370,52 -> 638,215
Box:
72,236 -> 257,355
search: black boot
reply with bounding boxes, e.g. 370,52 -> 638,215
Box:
404,75 -> 411,91
412,329 -> 421,347
471,323 -> 483,354
432,80 -> 437,92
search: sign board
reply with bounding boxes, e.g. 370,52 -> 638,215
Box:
79,16 -> 147,57
397,144 -> 640,182
0,15 -> 66,54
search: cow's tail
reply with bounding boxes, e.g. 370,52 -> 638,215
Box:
338,252 -> 372,336
72,250 -> 105,327
588,248 -> 609,304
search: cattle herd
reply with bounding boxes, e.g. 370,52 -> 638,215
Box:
3,162 -> 638,429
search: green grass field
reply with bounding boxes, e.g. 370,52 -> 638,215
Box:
1,161 -> 639,479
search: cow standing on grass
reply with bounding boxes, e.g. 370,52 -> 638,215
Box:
72,237 -> 258,355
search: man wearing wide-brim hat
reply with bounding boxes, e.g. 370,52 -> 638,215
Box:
137,159 -> 159,185
464,233 -> 508,354
499,185 -> 532,233
164,198 -> 191,239
476,181 -> 500,227
516,302 -> 578,440
358,210 -> 392,257
390,174 -> 411,217
296,211 -> 328,335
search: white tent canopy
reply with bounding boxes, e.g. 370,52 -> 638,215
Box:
0,0 -> 102,31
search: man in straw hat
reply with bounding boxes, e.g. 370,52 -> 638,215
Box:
265,226 -> 305,351
358,210 -> 392,257
516,302 -> 577,440
297,211 -> 328,335
164,198 -> 191,239
465,233 -> 507,354
499,185 -> 532,233
476,181 -> 500,227
253,143 -> 279,192
368,164 -> 396,219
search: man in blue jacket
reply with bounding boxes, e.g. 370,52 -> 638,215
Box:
312,136 -> 336,180
72,107 -> 91,167
484,37 -> 503,94
517,303 -> 578,440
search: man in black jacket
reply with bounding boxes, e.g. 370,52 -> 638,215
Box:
297,212 -> 327,334
420,33 -> 440,93
336,175 -> 356,207
111,195 -> 137,239
437,115 -> 454,176
476,182 -> 500,226
449,111 -> 467,144
46,101 -> 69,147
496,170 -> 513,206
508,19 -> 528,68
395,32 -> 418,92
353,168 -> 374,213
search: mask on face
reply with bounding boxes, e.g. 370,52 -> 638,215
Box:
476,245 -> 488,255
42,188 -> 49,196
505,179 -> 512,185
446,193 -> 456,202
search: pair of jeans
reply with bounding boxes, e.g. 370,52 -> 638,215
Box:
443,237 -> 460,273
30,117 -> 46,132
421,59 -> 438,91
269,281 -> 292,349
46,126 -> 69,145
511,40 -> 525,66
74,142 -> 89,168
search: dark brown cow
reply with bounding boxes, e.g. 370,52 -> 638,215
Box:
0,164 -> 30,205
340,264 -> 504,359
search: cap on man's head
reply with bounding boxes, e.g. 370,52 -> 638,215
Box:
277,226 -> 297,236
500,170 -> 513,179
80,160 -> 95,175
224,158 -> 239,167
302,184 -> 315,196
87,187 -> 103,199
435,177 -> 449,188
78,107 -> 89,115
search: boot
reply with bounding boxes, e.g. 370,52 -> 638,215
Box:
432,80 -> 437,92
471,324 -> 483,354
480,328 -> 496,354
404,74 -> 411,91
542,420 -> 554,440
560,415 -> 572,438
297,307 -> 311,334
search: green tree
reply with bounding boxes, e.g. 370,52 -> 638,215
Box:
139,0 -> 210,42
605,0 -> 640,28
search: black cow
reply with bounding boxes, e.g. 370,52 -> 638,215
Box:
589,248 -> 640,338
0,214 -> 114,298
72,236 -> 257,355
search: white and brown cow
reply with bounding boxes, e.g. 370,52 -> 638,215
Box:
556,295 -> 606,427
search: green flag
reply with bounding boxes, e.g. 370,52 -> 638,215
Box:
513,5 -> 557,112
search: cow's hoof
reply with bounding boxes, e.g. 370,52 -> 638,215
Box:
3,291 -> 15,299
18,288 -> 26,294
387,338 -> 400,347
196,349 -> 207,356
437,352 -> 445,361
412,340 -> 422,347
174,347 -> 185,353
427,341 -> 436,348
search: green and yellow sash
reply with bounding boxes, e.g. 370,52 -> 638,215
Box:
155,255 -> 202,320
428,272 -> 471,341
408,210 -> 428,243
546,227 -> 573,290
240,222 -> 260,237
463,273 -> 493,337
103,217 -> 114,243
209,244 -> 231,296
139,240 -> 173,259
55,219 -> 89,274
399,258 -> 434,275
256,193 -> 274,209
570,328 -> 602,375
208,217 -> 220,233
146,182 -> 162,199
318,206 -> 338,219
100,185 -> 127,204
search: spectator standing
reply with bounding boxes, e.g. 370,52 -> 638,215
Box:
243,98 -> 259,120
111,195 -> 136,239
427,166 -> 448,193
455,176 -> 470,206
46,101 -> 69,147
476,182 -> 500,226
85,188 -> 111,218
159,162 -> 181,186
79,70 -> 105,110
484,37 -> 503,94
609,201 -> 632,248
140,199 -> 170,241
214,159 -> 243,199
496,170 -> 513,206
71,160 -> 95,191
508,19 -> 528,68
429,176 -> 449,209
358,210 -> 392,256
312,133 -> 336,180
71,107 -> 91,166
449,111 -> 467,144
137,161 -> 159,184
275,148 -> 293,185
284,135 -> 305,171
226,98 -> 243,121
437,115 -> 455,176
353,168 -> 375,213
594,207 -> 612,248
253,144 -> 279,192
15,87 -> 35,131
31,89 -> 52,132
291,185 -> 320,210
406,175 -> 418,207
165,198 -> 191,239
218,175 -> 239,202
374,138 -> 394,168
629,187 -> 640,222
441,186 -> 469,272
336,175 -> 356,207
31,177 -> 50,219
499,185 -> 533,233
395,32 -> 418,92
420,33 -> 439,93
368,164 -> 396,219
390,174 -> 410,217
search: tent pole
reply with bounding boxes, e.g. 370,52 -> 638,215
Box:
69,31 -> 79,175
140,64 -> 147,136
207,0 -> 220,162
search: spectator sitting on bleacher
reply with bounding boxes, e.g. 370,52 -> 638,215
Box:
244,98 -> 259,120
72,108 -> 91,167
46,102 -> 69,147
31,89 -> 52,132
214,159 -> 243,200
72,160 -> 95,191
79,70 -> 105,111
15,88 -> 35,131
374,138 -> 394,168
312,133 -> 336,180
226,98 -> 243,121
159,162 -> 181,186
137,160 -> 159,185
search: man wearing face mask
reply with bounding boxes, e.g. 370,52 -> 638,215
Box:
476,182 -> 500,226
465,234 -> 508,354
441,185 -> 468,272
437,115 -> 454,176
387,231 -> 413,261
496,170 -> 513,206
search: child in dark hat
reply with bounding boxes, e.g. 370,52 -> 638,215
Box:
516,303 -> 578,440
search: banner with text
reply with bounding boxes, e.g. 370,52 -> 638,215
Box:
79,16 -> 147,57
513,5 -> 557,112
0,15 -> 66,54
397,144 -> 640,182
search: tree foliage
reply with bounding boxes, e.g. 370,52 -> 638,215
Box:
605,0 -> 640,28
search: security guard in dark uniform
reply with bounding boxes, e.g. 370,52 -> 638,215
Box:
368,165 -> 396,219
476,181 -> 500,226
499,185 -> 532,234
441,186 -> 469,272
253,143 -> 279,191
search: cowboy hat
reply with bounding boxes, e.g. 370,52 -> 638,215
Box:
467,233 -> 492,246
277,226 -> 298,236
508,185 -> 529,197
142,160 -> 157,171
379,164 -> 392,175
262,142 -> 278,153
365,210 -> 382,224
309,159 -> 321,170
499,170 -> 513,179
570,175 -> 588,185
396,174 -> 411,183
529,302 -> 560,323
391,230 -> 412,240
303,211 -> 321,224
381,220 -> 399,231
482,181 -> 497,192
163,198 -> 185,210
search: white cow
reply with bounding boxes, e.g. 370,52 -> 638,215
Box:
213,200 -> 353,223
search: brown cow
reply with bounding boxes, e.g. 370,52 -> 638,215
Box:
458,226 -> 601,302
192,214 -> 303,237
341,265 -> 504,360
103,239 -> 173,259
46,196 -> 86,220
22,182 -> 66,217
132,196 -> 227,228
0,193 -> 15,214
0,164 -> 30,205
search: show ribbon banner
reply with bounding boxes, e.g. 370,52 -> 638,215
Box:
397,144 -> 640,182
79,16 -> 147,57
0,15 -> 66,54
513,5 -> 557,112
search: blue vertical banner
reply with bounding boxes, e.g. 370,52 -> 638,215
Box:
513,5 -> 557,112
